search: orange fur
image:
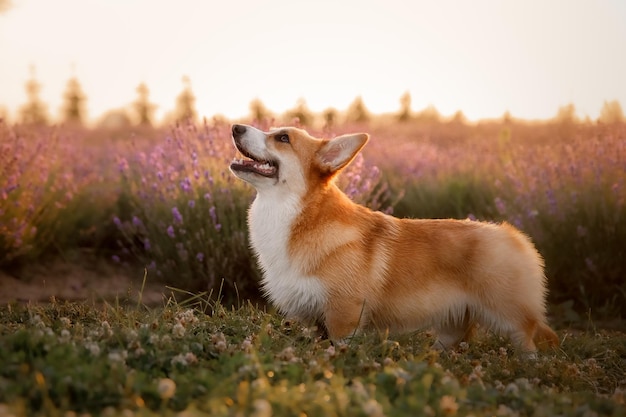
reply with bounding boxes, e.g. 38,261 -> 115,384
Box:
229,124 -> 559,353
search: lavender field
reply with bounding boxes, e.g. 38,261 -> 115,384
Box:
1,119 -> 625,320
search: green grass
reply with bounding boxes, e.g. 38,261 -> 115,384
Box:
1,297 -> 624,416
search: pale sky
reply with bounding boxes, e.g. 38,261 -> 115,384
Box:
1,0 -> 625,123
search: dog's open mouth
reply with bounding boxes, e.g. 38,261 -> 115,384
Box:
230,147 -> 278,178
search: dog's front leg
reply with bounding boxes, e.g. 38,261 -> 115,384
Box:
324,298 -> 367,341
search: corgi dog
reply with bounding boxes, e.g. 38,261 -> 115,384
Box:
229,124 -> 558,353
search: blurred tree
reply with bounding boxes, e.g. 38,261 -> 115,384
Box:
0,0 -> 12,13
323,107 -> 338,130
19,66 -> 49,125
249,98 -> 272,122
397,91 -> 412,122
174,76 -> 198,123
415,104 -> 441,124
345,96 -> 370,124
61,76 -> 87,125
449,110 -> 467,125
598,100 -> 625,124
284,98 -> 313,126
555,103 -> 578,124
98,109 -> 132,129
502,110 -> 512,125
133,82 -> 157,126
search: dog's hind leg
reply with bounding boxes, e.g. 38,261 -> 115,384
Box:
432,308 -> 476,351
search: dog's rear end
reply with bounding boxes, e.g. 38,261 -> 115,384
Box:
229,124 -> 558,354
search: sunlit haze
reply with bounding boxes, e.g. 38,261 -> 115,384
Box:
1,0 -> 625,123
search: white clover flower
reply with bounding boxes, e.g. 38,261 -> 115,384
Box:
176,309 -> 199,326
362,399 -> 384,417
157,378 -> 176,399
85,342 -> 100,357
31,315 -> 45,328
241,337 -> 253,353
251,399 -> 272,417
101,321 -> 113,337
60,329 -> 71,343
59,317 -> 71,328
439,395 -> 459,415
184,352 -> 198,365
108,350 -> 127,364
171,354 -> 188,367
172,323 -> 185,338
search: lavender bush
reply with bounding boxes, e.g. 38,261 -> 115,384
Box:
0,122 -> 113,266
1,118 -> 624,316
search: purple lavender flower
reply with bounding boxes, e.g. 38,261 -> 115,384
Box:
209,206 -> 217,224
113,217 -> 122,228
180,177 -> 192,193
132,216 -> 143,228
196,252 -> 204,262
172,207 -> 183,224
112,255 -> 121,263
143,238 -> 151,251
167,225 -> 175,238
188,200 -> 195,209
204,192 -> 211,201
494,197 -> 507,215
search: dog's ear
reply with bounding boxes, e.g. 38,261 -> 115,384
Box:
316,133 -> 369,173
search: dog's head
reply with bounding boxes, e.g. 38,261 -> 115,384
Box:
230,124 -> 368,194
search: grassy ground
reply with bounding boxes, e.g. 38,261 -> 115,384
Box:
1,294 -> 624,416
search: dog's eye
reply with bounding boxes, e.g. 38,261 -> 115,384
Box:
275,133 -> 290,143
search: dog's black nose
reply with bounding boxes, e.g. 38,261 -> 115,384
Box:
232,124 -> 247,138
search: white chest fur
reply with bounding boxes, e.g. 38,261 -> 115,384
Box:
248,192 -> 327,320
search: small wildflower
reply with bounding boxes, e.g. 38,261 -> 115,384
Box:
112,255 -> 121,263
494,197 -> 507,215
113,217 -> 122,227
241,338 -> 253,353
132,216 -> 143,228
166,225 -> 175,238
108,350 -> 127,364
85,342 -> 100,357
60,329 -> 71,342
171,353 -> 189,367
184,352 -> 198,364
439,395 -> 459,415
172,322 -> 185,338
31,315 -> 45,328
188,199 -> 195,208
59,317 -> 71,328
362,399 -> 384,417
325,345 -> 336,358
101,321 -> 113,337
277,346 -> 296,362
176,309 -> 199,326
196,252 -> 204,262
172,207 -> 183,224
157,378 -> 176,399
504,382 -> 519,396
251,399 -> 272,417
209,206 -> 218,225
179,177 -> 191,193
